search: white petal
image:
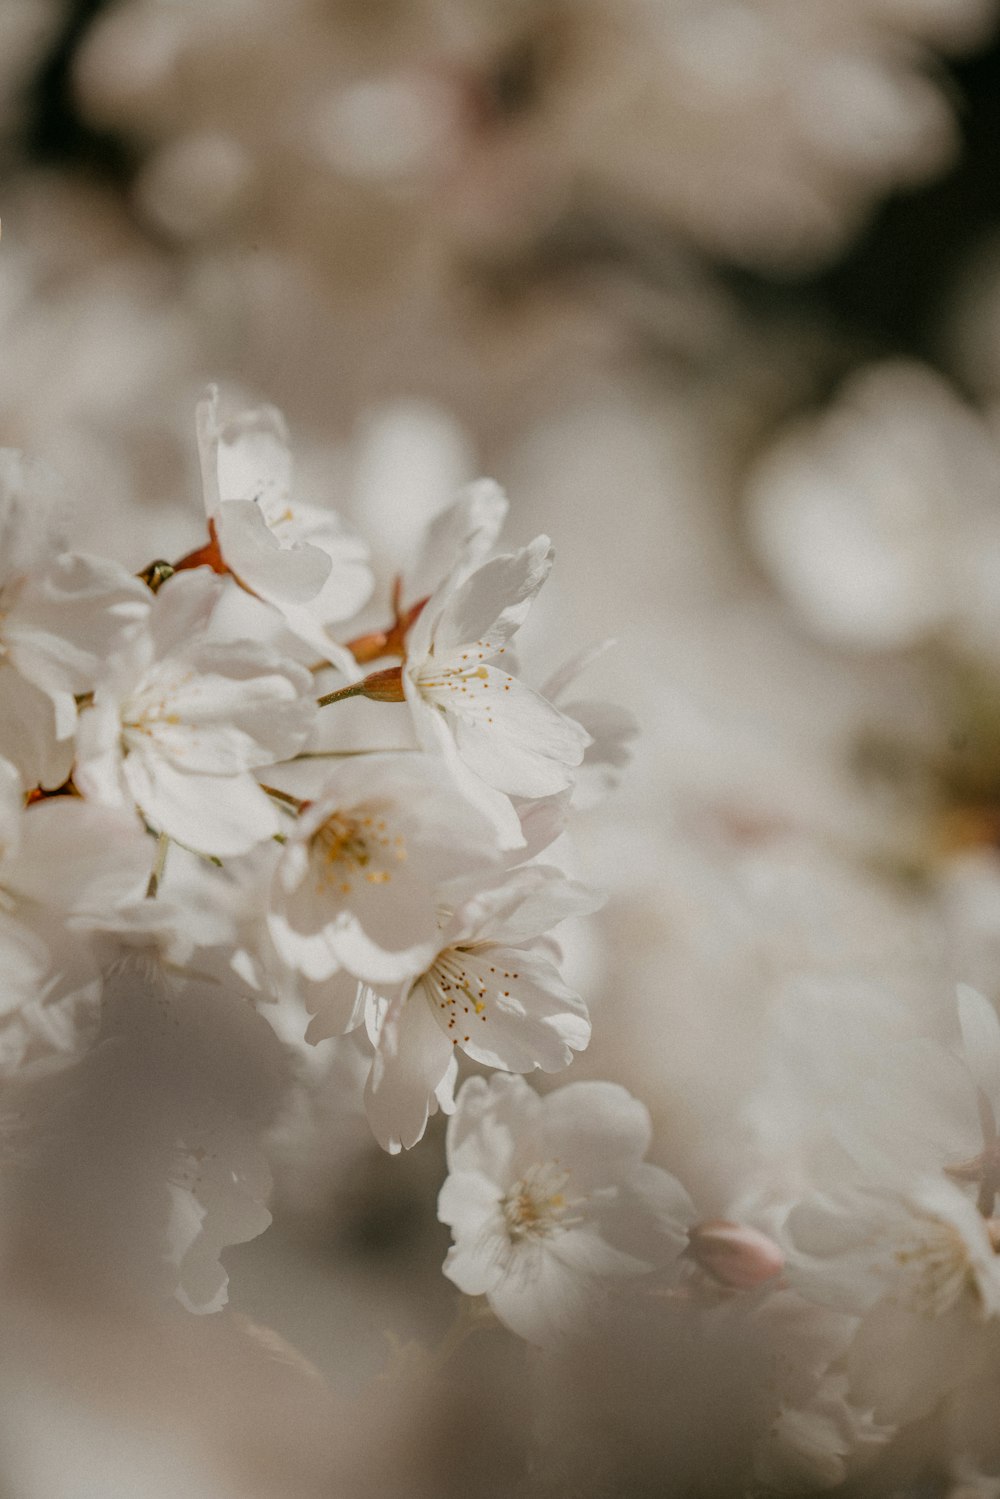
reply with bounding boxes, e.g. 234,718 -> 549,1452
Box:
406,479 -> 508,602
523,1082 -> 654,1187
123,755 -> 281,856
486,1240 -> 593,1344
424,947 -> 590,1073
149,568 -> 227,657
455,865 -> 601,948
364,987 -> 456,1152
437,1169 -> 505,1247
6,552 -> 150,697
0,663 -> 73,790
303,969 -> 367,1042
213,400 -> 292,511
558,696 -> 638,809
126,643 -> 314,774
196,384 -> 224,515
215,498 -> 333,605
404,683 -> 525,848
15,801 -> 149,915
448,672 -> 590,799
445,1072 -> 540,1180
428,535 -> 553,660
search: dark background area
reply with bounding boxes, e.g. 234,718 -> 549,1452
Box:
17,0 -> 1000,368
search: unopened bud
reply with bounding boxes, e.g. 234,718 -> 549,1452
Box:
317,664 -> 406,709
358,665 -> 406,702
687,1219 -> 784,1290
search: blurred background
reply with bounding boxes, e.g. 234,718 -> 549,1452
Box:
7,2 -> 1000,1494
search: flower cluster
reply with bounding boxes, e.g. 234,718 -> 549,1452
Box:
1,392 -> 730,1336
9,5 -> 1000,1493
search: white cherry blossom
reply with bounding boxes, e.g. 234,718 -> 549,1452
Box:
194,388 -> 373,658
808,985 -> 1000,1219
354,865 -> 596,1153
266,752 -> 501,992
340,480 -> 510,671
784,1177 -> 1000,1324
438,1073 -> 695,1344
0,758 -> 150,1076
74,568 -> 316,856
0,450 -> 150,789
402,537 -> 591,847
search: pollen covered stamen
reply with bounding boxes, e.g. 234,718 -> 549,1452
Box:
417,658 -> 511,730
501,1161 -> 582,1241
311,809 -> 406,894
426,946 -> 512,1042
893,1218 -> 984,1317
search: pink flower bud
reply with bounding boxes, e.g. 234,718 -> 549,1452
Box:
687,1219 -> 785,1290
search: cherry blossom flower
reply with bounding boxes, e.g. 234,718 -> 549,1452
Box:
341,480 -> 510,670
74,569 -> 316,856
194,388 -> 373,660
784,1176 -> 1000,1324
402,537 -> 591,847
0,450 -> 150,790
801,984 -> 1000,1220
266,753 -> 501,994
315,864 -> 596,1152
0,758 -> 150,1076
438,1073 -> 695,1343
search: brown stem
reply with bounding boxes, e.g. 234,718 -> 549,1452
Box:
172,518 -> 228,576
259,783 -> 306,812
342,590 -> 430,665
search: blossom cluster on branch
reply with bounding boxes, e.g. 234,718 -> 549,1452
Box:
3,389 -> 765,1350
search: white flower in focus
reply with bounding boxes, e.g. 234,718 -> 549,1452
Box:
195,389 -> 373,659
347,864 -> 596,1152
266,752 -> 501,991
402,537 -> 591,847
74,569 -> 316,856
438,1073 -> 694,1344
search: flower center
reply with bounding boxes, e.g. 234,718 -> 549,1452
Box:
501,1161 -> 579,1241
311,810 -> 406,895
894,1217 -> 984,1318
121,665 -> 194,747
